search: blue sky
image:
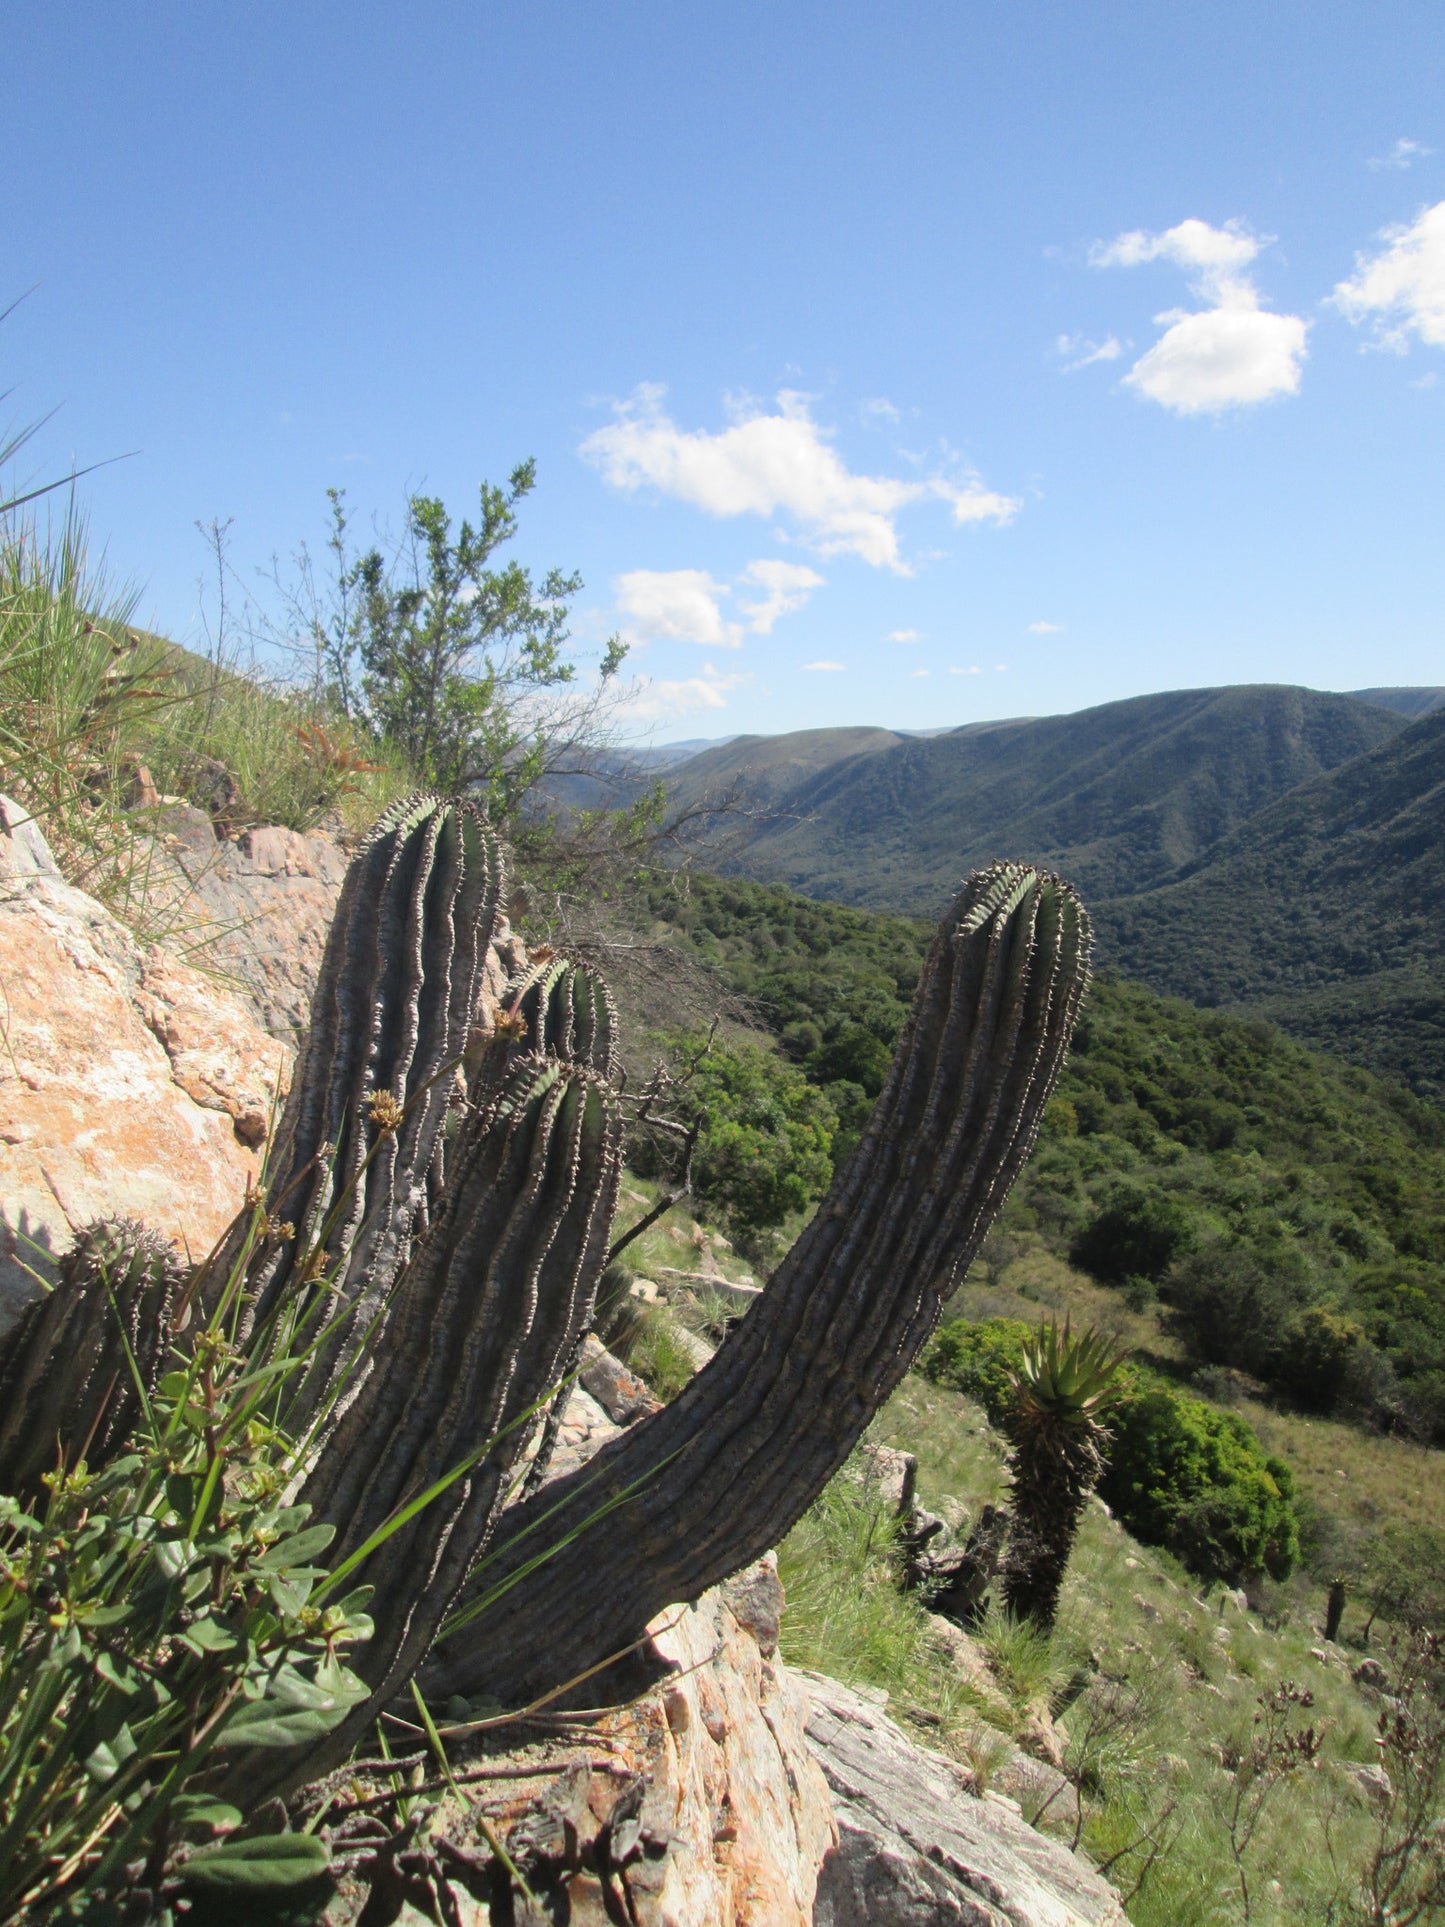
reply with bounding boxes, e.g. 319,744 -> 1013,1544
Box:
7,3 -> 1443,742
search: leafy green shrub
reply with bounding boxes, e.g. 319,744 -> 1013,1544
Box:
653,1033 -> 839,1239
1101,1385 -> 1300,1584
1070,1189 -> 1197,1285
918,1318 -> 1032,1425
0,1330 -> 372,1916
1162,1241 -> 1319,1380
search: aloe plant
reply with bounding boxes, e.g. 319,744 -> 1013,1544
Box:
1000,1318 -> 1128,1630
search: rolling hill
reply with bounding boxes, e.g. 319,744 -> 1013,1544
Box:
674,685 -> 1405,913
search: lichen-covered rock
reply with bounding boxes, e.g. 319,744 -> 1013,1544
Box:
0,796 -> 292,1331
806,1673 -> 1126,1927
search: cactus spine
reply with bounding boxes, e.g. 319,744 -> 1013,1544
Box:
495,953 -> 619,1079
423,863 -> 1091,1706
0,1218 -> 183,1499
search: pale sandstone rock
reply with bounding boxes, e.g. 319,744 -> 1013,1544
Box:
0,797 -> 292,1331
806,1672 -> 1127,1927
387,1567 -> 834,1927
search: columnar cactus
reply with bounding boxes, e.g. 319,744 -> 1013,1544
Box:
423,862 -> 1090,1706
496,953 -> 619,1079
227,1050 -> 623,1800
0,1218 -> 183,1500
225,794 -> 505,1416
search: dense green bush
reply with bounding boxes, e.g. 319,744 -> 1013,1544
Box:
919,1318 -> 1301,1584
1070,1190 -> 1198,1285
1100,1385 -> 1299,1583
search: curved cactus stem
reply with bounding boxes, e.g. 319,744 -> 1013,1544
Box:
219,794 -> 505,1417
0,1218 -> 182,1500
422,864 -> 1091,1707
224,1053 -> 623,1803
496,954 -> 619,1080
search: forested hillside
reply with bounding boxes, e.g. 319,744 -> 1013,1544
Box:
1093,705 -> 1445,1098
647,869 -> 1445,1441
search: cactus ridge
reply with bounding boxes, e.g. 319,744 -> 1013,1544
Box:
0,1218 -> 183,1500
238,796 -> 505,1404
499,955 -> 619,1080
422,862 -> 1091,1706
227,1052 -> 623,1801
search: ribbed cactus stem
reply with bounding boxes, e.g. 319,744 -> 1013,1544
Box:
0,1219 -> 183,1500
229,1052 -> 623,1801
496,954 -> 619,1080
423,864 -> 1091,1706
221,795 -> 504,1417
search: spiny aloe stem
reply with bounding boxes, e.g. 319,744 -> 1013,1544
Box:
226,1051 -> 623,1802
496,953 -> 619,1080
422,863 -> 1091,1706
0,1219 -> 183,1500
219,794 -> 505,1414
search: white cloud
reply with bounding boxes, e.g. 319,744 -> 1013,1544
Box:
625,662 -> 747,723
736,558 -> 824,634
615,568 -> 741,648
1027,620 -> 1063,634
803,659 -> 846,672
994,663 -> 1007,672
949,664 -> 982,675
582,385 -> 1018,573
887,628 -> 920,643
1091,217 -> 1308,414
1091,218 -> 1262,295
614,557 -> 822,648
1056,332 -> 1125,371
1333,201 -> 1445,350
1369,138 -> 1433,172
911,668 -> 930,678
1125,305 -> 1308,413
861,396 -> 902,424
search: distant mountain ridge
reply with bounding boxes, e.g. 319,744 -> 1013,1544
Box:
667,685 -> 1404,912
643,683 -> 1445,1095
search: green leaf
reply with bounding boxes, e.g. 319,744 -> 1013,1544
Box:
170,1791 -> 243,1835
255,1525 -> 335,1570
179,1614 -> 238,1655
177,1831 -> 330,1890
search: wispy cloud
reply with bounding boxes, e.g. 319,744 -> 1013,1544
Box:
624,661 -> 748,722
949,665 -> 982,675
860,396 -> 902,425
887,627 -> 920,643
582,385 -> 1018,572
1333,201 -> 1445,351
1055,332 -> 1125,372
803,659 -> 846,672
1027,619 -> 1063,634
1369,137 -> 1433,172
736,559 -> 824,633
1090,217 -> 1308,414
910,667 -> 930,678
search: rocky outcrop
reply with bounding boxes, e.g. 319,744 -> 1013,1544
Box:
0,797 -> 293,1332
806,1674 -> 1126,1927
